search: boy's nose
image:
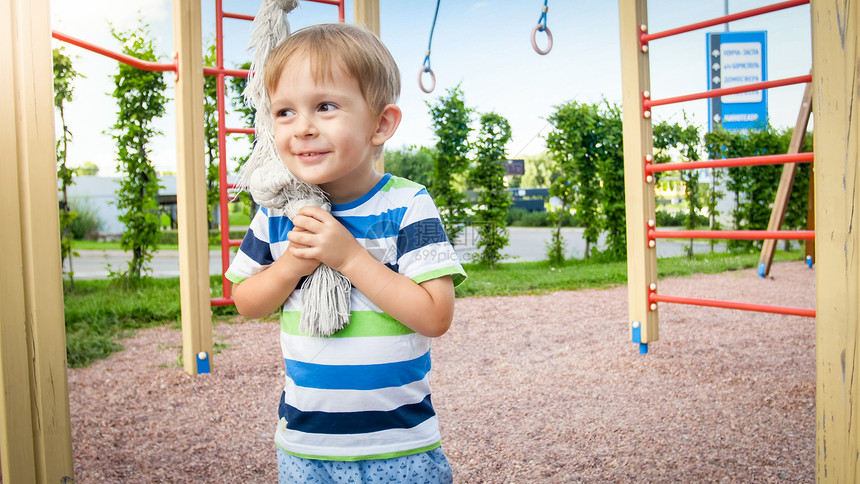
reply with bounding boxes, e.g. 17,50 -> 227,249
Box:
294,112 -> 319,137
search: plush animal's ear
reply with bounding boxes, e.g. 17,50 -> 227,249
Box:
371,104 -> 402,147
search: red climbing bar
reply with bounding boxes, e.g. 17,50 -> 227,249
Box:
211,297 -> 235,307
647,152 -> 813,173
203,66 -> 249,78
52,30 -> 177,72
215,0 -> 233,303
227,127 -> 255,135
640,0 -> 809,44
650,293 -> 815,317
310,0 -> 346,22
649,229 -> 815,240
644,75 -> 811,110
223,11 -> 255,21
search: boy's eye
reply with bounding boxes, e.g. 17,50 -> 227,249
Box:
276,108 -> 295,118
318,102 -> 337,113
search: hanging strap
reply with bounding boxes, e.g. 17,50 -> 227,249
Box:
531,0 -> 553,55
418,0 -> 441,93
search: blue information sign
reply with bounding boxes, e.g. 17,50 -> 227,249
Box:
707,31 -> 768,132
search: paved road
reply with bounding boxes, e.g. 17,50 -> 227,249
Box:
67,227 -> 727,279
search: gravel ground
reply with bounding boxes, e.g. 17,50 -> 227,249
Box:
68,261 -> 816,482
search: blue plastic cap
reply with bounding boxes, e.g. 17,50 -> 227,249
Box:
639,343 -> 649,355
757,263 -> 766,278
196,352 -> 211,374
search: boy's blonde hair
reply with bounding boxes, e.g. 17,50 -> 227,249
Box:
264,23 -> 400,113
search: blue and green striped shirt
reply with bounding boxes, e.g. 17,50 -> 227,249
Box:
226,174 -> 466,461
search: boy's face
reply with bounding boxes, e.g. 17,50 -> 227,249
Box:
269,55 -> 384,199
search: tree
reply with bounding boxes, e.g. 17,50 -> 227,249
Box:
519,152 -> 557,188
384,146 -> 435,187
427,85 -> 473,243
546,101 -> 601,260
77,161 -> 100,176
53,47 -> 83,286
109,22 -> 168,281
469,112 -> 513,268
591,103 -> 627,261
653,117 -> 703,256
704,125 -> 789,252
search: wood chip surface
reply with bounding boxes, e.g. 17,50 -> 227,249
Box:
68,261 -> 815,482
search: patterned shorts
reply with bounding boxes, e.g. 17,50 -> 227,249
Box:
277,446 -> 453,483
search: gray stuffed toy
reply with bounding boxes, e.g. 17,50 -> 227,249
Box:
236,0 -> 351,336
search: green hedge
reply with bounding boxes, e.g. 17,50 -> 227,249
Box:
506,207 -> 578,227
655,210 -> 709,227
159,229 -> 248,245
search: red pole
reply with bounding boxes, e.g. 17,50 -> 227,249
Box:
215,0 -> 232,304
640,0 -> 810,44
203,66 -> 249,78
646,152 -> 814,173
644,75 -> 811,111
650,293 -> 815,317
51,30 -> 177,72
649,229 -> 815,240
223,11 -> 255,21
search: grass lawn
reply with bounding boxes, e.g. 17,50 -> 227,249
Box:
63,250 -> 805,368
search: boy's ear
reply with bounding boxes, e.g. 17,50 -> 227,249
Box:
371,104 -> 402,146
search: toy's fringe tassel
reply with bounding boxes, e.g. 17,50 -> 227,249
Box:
238,0 -> 351,336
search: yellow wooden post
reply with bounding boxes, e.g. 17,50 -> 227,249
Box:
619,0 -> 658,353
353,0 -> 385,174
812,0 -> 860,481
0,0 -> 75,480
353,0 -> 380,35
174,0 -> 212,376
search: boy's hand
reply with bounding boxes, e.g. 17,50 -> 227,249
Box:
289,206 -> 364,272
282,226 -> 322,276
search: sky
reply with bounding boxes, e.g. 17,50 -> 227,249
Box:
49,0 -> 812,177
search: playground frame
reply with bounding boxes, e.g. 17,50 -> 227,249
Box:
1,0 -> 856,481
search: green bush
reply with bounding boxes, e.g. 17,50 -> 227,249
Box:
68,199 -> 103,240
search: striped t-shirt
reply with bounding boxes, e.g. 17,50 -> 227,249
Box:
226,173 -> 466,461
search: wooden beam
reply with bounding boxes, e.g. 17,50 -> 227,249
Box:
0,0 -> 74,480
353,0 -> 385,174
174,0 -> 212,375
757,80 -> 813,277
619,0 -> 658,352
811,0 -> 859,481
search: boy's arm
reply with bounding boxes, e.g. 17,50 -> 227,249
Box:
232,231 -> 321,319
289,206 -> 455,337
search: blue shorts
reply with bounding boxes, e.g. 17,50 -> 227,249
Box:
277,446 -> 453,483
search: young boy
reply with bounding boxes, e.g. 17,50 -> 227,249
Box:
225,23 -> 466,483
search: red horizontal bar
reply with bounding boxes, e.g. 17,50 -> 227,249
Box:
210,297 -> 235,307
223,11 -> 254,21
647,152 -> 813,173
229,239 -> 242,247
640,0 -> 809,44
52,30 -> 176,72
650,293 -> 815,317
645,75 -> 811,109
227,127 -> 255,135
203,66 -> 249,78
649,229 -> 815,240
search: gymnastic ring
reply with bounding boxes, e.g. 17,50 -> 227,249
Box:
531,24 -> 553,55
418,67 -> 436,94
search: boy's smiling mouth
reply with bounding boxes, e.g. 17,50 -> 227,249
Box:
295,151 -> 329,162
